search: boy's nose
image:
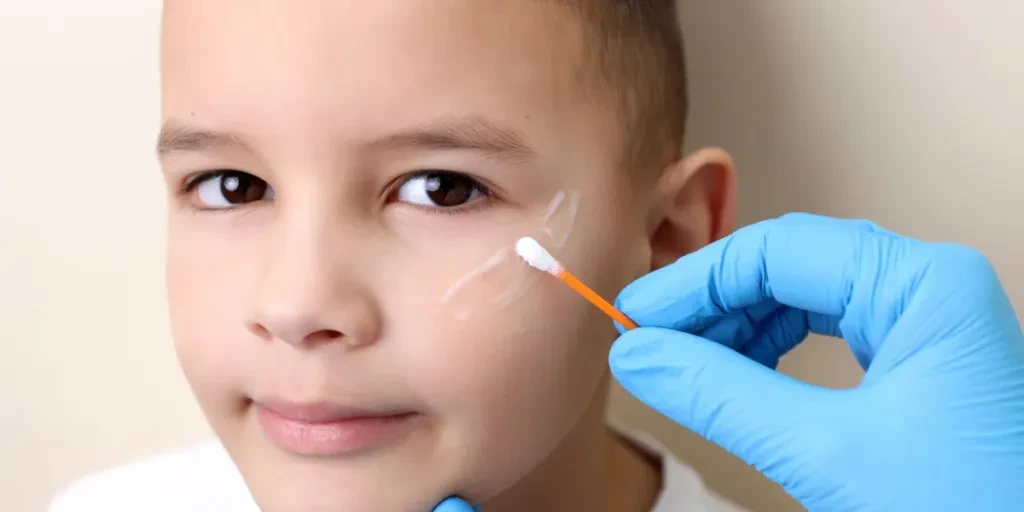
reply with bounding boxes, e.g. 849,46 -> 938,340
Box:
248,292 -> 380,348
246,244 -> 381,349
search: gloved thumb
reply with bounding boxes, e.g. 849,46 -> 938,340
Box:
610,327 -> 839,480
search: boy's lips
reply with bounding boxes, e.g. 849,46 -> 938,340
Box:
254,399 -> 421,456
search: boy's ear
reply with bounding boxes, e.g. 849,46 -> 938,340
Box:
647,147 -> 737,271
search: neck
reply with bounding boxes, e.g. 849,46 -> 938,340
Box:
484,380 -> 661,512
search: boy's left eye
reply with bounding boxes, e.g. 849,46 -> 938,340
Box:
394,171 -> 489,209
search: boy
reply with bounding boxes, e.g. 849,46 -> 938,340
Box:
54,0 -> 741,510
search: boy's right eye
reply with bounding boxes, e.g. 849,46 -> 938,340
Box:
185,171 -> 274,209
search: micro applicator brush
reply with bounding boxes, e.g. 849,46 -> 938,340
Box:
515,237 -> 638,330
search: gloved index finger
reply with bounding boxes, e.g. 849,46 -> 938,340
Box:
616,213 -> 908,334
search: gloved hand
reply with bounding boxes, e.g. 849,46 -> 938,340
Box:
610,213 -> 1024,511
430,497 -> 477,512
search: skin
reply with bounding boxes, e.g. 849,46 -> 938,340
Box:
159,1 -> 736,511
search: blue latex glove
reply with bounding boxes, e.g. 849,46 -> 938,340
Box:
430,497 -> 477,512
610,213 -> 1024,511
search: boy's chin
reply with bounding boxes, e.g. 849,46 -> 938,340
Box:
252,490 -> 438,512
241,463 -> 452,512
252,491 -> 438,512
228,439 -> 460,512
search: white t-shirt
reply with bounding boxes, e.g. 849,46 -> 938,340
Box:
50,430 -> 748,512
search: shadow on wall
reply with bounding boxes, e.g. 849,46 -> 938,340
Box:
682,1 -> 859,224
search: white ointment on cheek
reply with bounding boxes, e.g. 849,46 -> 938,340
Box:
544,190 -> 580,248
438,190 -> 581,321
543,191 -> 566,223
440,245 -> 532,321
441,248 -> 511,303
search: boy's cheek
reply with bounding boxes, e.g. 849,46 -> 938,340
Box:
385,240 -> 598,397
389,272 -> 611,499
390,220 -> 632,499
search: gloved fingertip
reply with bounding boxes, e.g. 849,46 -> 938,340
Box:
432,497 -> 478,512
612,319 -> 630,334
613,274 -> 667,318
608,329 -> 645,372
613,290 -> 633,316
609,328 -> 688,375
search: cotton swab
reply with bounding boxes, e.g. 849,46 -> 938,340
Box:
515,237 -> 639,330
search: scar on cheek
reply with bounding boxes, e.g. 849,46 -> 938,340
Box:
439,190 -> 581,320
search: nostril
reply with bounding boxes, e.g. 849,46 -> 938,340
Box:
305,329 -> 344,345
247,322 -> 273,340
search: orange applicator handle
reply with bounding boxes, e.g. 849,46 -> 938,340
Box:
556,269 -> 639,330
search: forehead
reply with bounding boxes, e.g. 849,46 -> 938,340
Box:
160,0 -> 615,161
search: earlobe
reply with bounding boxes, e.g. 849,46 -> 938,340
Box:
648,147 -> 737,270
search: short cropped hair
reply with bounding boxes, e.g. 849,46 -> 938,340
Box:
567,0 -> 688,171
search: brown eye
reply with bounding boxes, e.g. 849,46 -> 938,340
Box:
192,171 -> 274,209
395,171 -> 487,208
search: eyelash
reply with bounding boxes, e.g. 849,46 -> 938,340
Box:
385,170 -> 495,217
179,170 -> 266,213
179,169 -> 496,216
181,172 -> 217,193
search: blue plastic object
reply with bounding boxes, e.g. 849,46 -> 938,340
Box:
610,213 -> 1024,511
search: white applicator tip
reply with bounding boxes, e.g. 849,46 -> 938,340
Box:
516,237 -> 562,275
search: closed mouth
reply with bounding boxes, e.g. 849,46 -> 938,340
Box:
253,399 -> 421,456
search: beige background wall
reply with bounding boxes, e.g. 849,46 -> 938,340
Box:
3,2 -> 1021,511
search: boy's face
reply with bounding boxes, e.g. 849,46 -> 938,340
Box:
161,1 -> 657,510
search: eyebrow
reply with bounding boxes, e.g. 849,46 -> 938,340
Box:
156,115 -> 536,161
157,121 -> 255,158
369,116 -> 536,162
